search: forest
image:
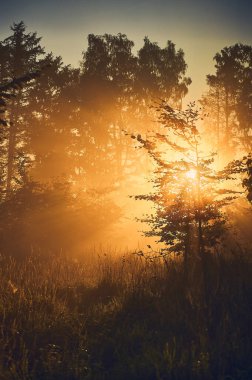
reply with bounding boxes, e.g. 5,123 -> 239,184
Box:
0,21 -> 252,380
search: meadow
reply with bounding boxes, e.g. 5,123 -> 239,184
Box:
0,249 -> 251,380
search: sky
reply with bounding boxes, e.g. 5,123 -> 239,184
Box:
0,0 -> 252,101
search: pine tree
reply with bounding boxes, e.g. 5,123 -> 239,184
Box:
1,22 -> 44,193
0,70 -> 41,198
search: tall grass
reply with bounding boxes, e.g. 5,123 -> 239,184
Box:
0,250 -> 251,379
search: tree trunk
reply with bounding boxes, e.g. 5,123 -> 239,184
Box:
6,97 -> 17,196
216,87 -> 220,167
225,89 -> 230,146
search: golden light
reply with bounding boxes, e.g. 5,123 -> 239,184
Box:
185,169 -> 197,180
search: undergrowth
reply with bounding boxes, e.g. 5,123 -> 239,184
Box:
0,250 -> 251,380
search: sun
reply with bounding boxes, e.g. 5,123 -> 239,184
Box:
185,169 -> 197,180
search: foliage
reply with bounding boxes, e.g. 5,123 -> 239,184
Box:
0,21 -> 45,194
200,43 -> 252,156
131,103 -> 239,264
0,23 -> 193,253
0,70 -> 42,199
137,37 -> 191,104
244,155 -> 252,202
78,33 -> 191,190
223,154 -> 252,203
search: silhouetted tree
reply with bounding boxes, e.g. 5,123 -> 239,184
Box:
244,155 -> 252,202
224,154 -> 252,204
0,70 -> 41,197
78,33 -> 137,189
1,22 -> 44,194
78,34 -> 191,191
131,102 -> 240,284
236,63 -> 252,151
137,37 -> 191,108
201,44 -> 252,158
26,53 -> 79,182
0,24 -> 193,255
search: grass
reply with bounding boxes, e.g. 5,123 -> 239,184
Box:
0,250 -> 251,379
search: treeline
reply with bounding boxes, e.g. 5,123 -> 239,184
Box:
200,44 -> 252,159
0,22 -> 190,255
0,21 -> 251,256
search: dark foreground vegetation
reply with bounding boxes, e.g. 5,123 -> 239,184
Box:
0,251 -> 251,380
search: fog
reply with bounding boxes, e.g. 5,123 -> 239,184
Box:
0,24 -> 251,259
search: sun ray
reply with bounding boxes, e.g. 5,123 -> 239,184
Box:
185,169 -> 197,180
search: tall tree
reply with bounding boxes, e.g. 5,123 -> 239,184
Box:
131,102 -> 240,283
1,22 -> 44,193
201,44 -> 252,159
78,34 -> 191,191
236,62 -> 252,151
137,37 -> 191,108
0,71 -> 41,198
79,33 -> 138,189
26,53 -> 80,182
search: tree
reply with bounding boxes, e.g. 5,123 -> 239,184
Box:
224,154 -> 252,204
79,33 -> 138,190
137,37 -> 191,108
0,25 -> 193,254
200,76 -> 225,163
236,64 -> 252,151
0,22 -> 45,194
131,102 -> 240,284
78,34 -> 191,193
0,65 -> 122,257
244,155 -> 252,202
26,53 -> 80,182
0,71 -> 41,198
201,44 -> 252,159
